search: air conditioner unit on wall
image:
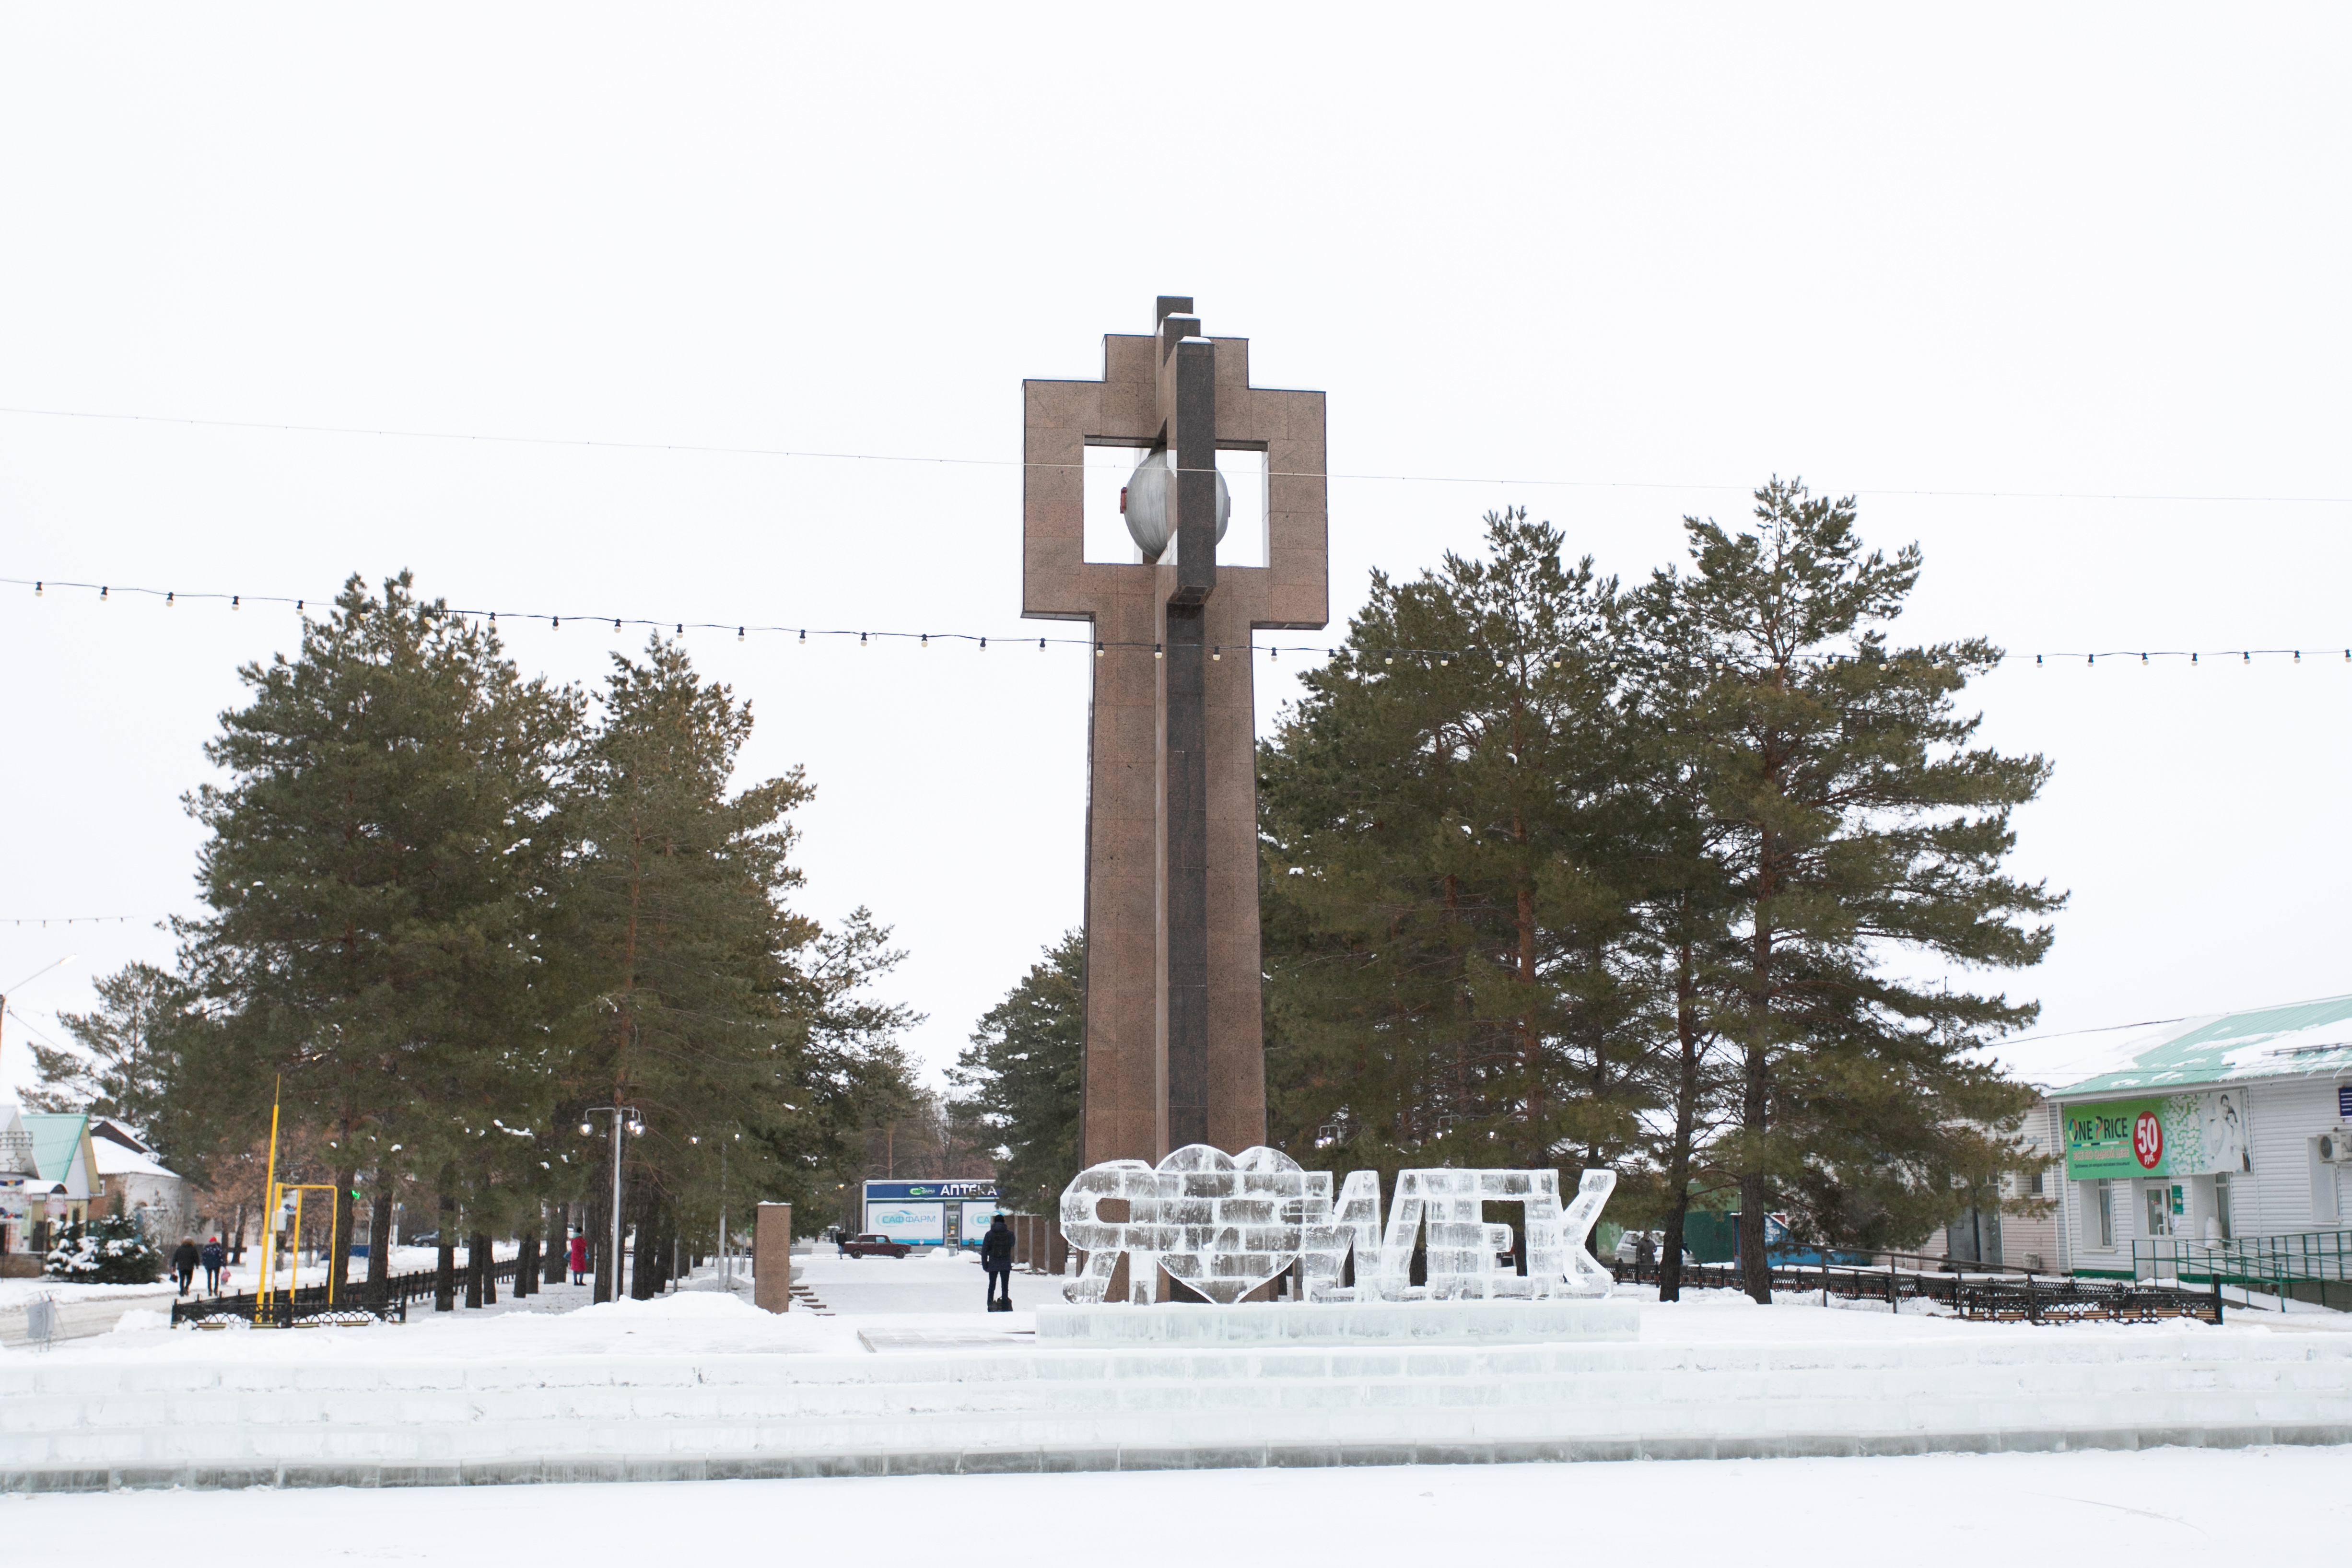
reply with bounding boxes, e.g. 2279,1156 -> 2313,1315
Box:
2318,1129 -> 2352,1165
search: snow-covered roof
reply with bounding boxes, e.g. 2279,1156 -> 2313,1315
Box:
1994,992 -> 2352,1101
91,1139 -> 179,1180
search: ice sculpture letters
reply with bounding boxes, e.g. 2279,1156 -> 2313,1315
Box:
1058,1145 -> 1616,1305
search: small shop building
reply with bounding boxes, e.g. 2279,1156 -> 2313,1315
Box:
2008,993 -> 2352,1285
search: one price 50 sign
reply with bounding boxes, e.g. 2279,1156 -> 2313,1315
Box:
2065,1098 -> 2179,1178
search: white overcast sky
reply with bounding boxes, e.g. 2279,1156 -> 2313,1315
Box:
2,6 -> 2348,1103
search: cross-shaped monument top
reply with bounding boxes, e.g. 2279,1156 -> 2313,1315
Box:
1021,301 -> 1330,1170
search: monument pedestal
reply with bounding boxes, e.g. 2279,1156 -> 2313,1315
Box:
1034,1297 -> 1639,1348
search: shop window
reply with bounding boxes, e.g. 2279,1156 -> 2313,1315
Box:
2096,1181 -> 2114,1248
2214,1173 -> 2233,1240
2144,1184 -> 2170,1239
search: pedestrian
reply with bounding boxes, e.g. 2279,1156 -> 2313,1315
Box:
567,1231 -> 588,1286
200,1235 -> 226,1296
980,1214 -> 1014,1311
171,1237 -> 199,1296
1634,1232 -> 1657,1273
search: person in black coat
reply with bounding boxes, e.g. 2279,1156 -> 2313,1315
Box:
171,1238 -> 199,1296
199,1236 -> 226,1295
980,1215 -> 1015,1310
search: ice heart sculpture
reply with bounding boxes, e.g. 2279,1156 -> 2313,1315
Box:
1060,1144 -> 1328,1305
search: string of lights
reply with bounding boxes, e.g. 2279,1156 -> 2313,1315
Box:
6,573 -> 2348,671
2,404 -> 2347,505
0,916 -> 144,928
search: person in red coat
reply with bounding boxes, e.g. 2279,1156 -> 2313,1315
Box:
568,1232 -> 589,1286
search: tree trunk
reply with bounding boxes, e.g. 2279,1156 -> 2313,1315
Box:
514,1230 -> 536,1297
478,1231 -> 497,1305
629,1197 -> 658,1299
588,1192 -> 613,1304
1660,939 -> 1701,1303
1737,1005 -> 1773,1304
1737,1171 -> 1771,1304
544,1202 -> 567,1286
330,1165 -> 357,1298
435,1192 -> 456,1312
366,1191 -> 393,1291
463,1229 -> 483,1309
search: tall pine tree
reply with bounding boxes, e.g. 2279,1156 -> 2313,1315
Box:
1627,480 -> 2062,1300
949,932 -> 1086,1216
1259,510 -> 1653,1188
171,573 -> 577,1288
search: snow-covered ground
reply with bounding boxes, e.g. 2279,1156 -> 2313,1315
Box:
6,1251 -> 2344,1365
3,1447 -> 2344,1564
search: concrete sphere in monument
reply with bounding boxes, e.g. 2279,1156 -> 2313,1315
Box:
1120,449 -> 1230,562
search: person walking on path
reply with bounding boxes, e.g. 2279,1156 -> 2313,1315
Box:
171,1237 -> 199,1296
980,1214 -> 1014,1311
199,1236 -> 226,1295
567,1231 -> 588,1286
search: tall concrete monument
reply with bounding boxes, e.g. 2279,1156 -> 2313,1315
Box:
1023,299 -> 1328,1167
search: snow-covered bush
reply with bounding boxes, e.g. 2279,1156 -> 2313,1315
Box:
44,1214 -> 164,1284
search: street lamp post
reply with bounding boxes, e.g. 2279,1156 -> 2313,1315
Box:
580,1106 -> 642,1301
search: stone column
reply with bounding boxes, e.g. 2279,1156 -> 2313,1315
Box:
752,1202 -> 792,1313
1022,298 -> 1328,1168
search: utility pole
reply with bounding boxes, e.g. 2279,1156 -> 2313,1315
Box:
580,1105 -> 640,1301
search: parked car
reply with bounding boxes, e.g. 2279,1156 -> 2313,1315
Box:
840,1233 -> 912,1259
1614,1229 -> 1698,1270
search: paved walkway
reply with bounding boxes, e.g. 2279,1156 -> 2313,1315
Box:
0,1288 -> 179,1347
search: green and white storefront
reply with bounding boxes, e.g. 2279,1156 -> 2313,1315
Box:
2036,994 -> 2352,1297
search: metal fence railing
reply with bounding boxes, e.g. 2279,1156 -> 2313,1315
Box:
1613,1255 -> 2225,1325
170,1255 -> 526,1328
2133,1228 -> 2352,1312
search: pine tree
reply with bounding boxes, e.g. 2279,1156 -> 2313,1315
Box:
1259,510 -> 1653,1188
1627,480 -> 2063,1301
169,573 -> 578,1288
23,961 -> 187,1123
546,639 -> 915,1290
949,932 -> 1085,1215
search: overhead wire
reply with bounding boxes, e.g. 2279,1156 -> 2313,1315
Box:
3,573 -> 2346,672
1,404 -> 2347,505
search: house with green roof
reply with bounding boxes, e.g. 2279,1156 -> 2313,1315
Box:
1998,993 -> 2352,1280
9,1111 -> 100,1256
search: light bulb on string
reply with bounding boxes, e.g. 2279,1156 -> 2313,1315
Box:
100,586 -> 107,601
552,617 -> 561,630
979,637 -> 987,650
1037,638 -> 1046,652
1153,644 -> 1163,658
921,634 -> 929,648
737,627 -> 744,642
859,632 -> 868,646
166,592 -> 174,607
611,619 -> 620,634
675,623 -> 683,636
798,629 -> 806,643
33,581 -> 41,596
1096,642 -> 1105,657
1211,646 -> 1221,661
